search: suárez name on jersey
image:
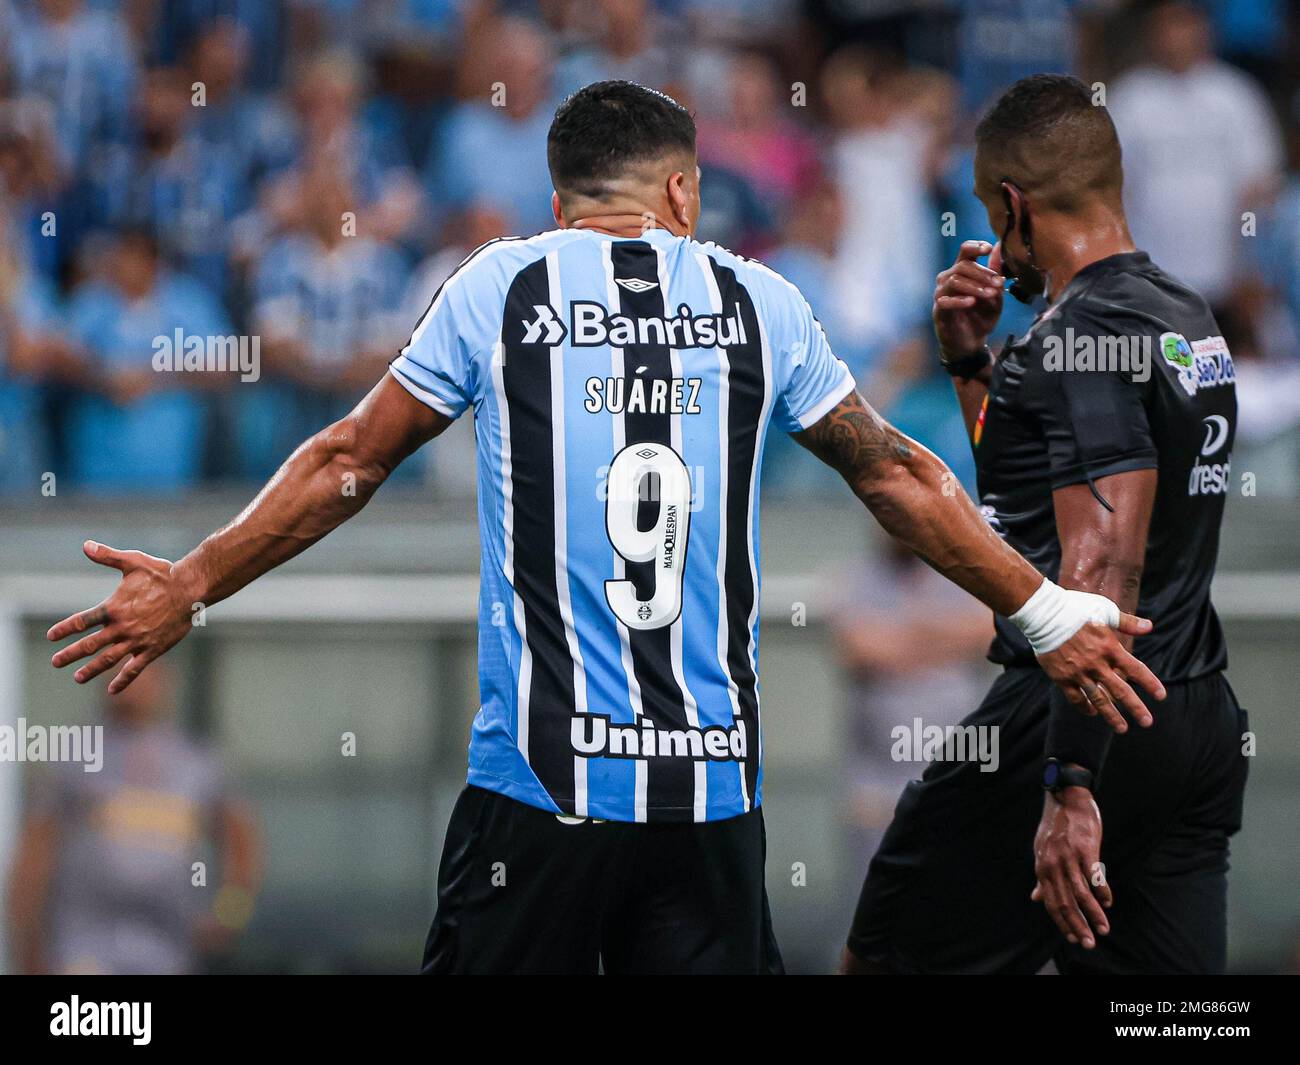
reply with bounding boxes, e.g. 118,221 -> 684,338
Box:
585,376 -> 703,415
524,301 -> 750,349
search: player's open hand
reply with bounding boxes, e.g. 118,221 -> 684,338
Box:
47,541 -> 195,694
1032,788 -> 1111,949
1036,615 -> 1165,733
933,240 -> 1004,361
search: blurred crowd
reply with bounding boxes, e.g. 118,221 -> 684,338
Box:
1,0 -> 1300,497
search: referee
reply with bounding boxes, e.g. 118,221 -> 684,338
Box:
844,75 -> 1248,974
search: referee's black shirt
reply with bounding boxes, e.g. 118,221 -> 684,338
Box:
976,251 -> 1234,682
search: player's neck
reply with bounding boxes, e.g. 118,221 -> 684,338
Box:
1041,213 -> 1136,302
568,213 -> 688,239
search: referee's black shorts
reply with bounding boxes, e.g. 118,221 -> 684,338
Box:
422,784 -> 784,974
846,667 -> 1249,974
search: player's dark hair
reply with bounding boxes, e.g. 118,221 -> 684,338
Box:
547,80 -> 696,202
975,74 -> 1123,212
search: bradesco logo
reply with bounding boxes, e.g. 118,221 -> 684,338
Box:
520,301 -> 750,349
1189,414 -> 1231,496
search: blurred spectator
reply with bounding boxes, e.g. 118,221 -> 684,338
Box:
0,161 -> 72,493
0,290 -> 49,494
64,229 -> 229,492
1212,246 -> 1300,492
282,0 -> 463,54
0,98 -> 93,494
155,0 -> 287,91
762,177 -> 853,496
6,663 -> 261,975
6,0 -> 138,173
1109,0 -> 1283,309
362,41 -> 456,179
696,162 -> 774,255
91,66 -> 249,300
1203,0 -> 1286,89
430,16 -> 558,236
868,338 -> 979,492
766,178 -> 852,361
829,538 -> 991,881
820,46 -> 949,356
253,167 -> 409,390
251,49 -> 423,260
697,49 -> 820,216
556,0 -> 681,96
0,95 -> 66,282
245,167 -> 410,474
954,0 -> 1078,116
1251,101 -> 1300,353
187,19 -> 298,201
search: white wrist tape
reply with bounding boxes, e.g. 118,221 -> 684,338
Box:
1009,579 -> 1120,655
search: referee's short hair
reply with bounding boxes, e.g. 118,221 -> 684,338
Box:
547,80 -> 696,203
975,74 -> 1124,212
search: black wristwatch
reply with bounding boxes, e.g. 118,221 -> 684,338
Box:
939,345 -> 992,380
1042,758 -> 1095,794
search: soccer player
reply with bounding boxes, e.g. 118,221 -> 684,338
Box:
48,81 -> 1161,975
844,75 -> 1247,975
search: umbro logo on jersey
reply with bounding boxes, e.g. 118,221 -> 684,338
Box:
614,277 -> 658,293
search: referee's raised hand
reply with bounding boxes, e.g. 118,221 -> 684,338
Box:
933,240 -> 1004,363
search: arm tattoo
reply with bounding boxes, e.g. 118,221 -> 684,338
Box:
794,391 -> 913,485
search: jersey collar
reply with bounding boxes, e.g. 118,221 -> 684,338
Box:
1067,250 -> 1152,286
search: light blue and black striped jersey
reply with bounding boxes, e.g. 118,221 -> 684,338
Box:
390,228 -> 854,822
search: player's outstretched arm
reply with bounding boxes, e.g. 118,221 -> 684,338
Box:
793,389 -> 1166,731
48,374 -> 451,693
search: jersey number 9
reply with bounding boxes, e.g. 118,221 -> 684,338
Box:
604,443 -> 692,631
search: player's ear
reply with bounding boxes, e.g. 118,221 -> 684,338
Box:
667,171 -> 690,229
552,190 -> 566,228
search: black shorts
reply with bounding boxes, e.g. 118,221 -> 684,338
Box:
847,667 -> 1248,974
422,785 -> 784,974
